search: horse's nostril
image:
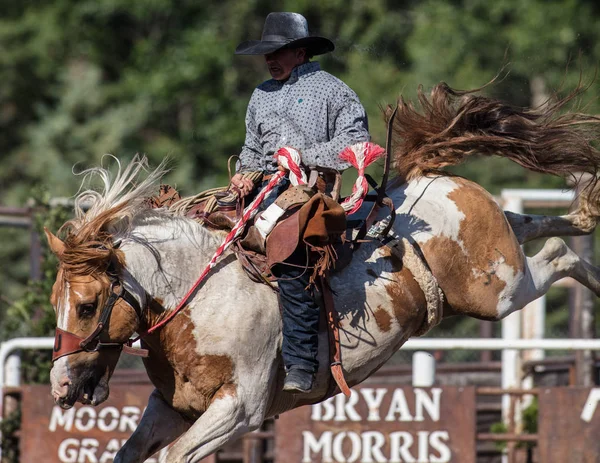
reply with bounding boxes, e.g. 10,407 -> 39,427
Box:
53,377 -> 71,402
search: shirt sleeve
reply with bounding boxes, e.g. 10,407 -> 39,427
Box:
237,90 -> 264,173
300,86 -> 370,171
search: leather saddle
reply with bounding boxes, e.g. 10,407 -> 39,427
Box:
146,166 -> 388,287
233,169 -> 352,285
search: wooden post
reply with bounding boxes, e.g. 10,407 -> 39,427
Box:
565,175 -> 597,386
29,224 -> 42,281
243,430 -> 264,463
479,320 -> 493,362
569,233 -> 596,386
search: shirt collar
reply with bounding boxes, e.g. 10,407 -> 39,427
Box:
286,61 -> 321,84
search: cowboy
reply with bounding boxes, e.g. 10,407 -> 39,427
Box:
232,12 -> 370,393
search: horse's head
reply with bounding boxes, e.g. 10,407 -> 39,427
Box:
46,228 -> 142,409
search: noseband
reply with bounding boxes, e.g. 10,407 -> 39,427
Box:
52,279 -> 149,362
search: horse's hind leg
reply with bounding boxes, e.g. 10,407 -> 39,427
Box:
505,210 -> 597,244
496,237 -> 600,319
115,389 -> 191,463
505,183 -> 600,244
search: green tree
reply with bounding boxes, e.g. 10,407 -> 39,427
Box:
2,0 -> 600,346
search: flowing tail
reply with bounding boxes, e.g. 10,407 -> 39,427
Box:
385,82 -> 600,205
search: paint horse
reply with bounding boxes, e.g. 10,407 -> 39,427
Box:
47,83 -> 600,462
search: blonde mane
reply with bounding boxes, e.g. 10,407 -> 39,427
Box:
58,155 -> 169,275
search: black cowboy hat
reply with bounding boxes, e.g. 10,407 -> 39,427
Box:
235,12 -> 334,56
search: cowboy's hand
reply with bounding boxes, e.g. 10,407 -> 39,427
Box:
230,173 -> 254,198
277,160 -> 288,172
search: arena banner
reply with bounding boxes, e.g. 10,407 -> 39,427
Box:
275,386 -> 476,463
538,387 -> 600,462
19,384 -> 166,463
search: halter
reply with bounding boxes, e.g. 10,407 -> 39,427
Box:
52,278 -> 149,362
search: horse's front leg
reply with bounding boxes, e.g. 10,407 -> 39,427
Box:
115,389 -> 191,463
164,384 -> 266,463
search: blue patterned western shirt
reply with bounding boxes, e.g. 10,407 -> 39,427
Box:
237,61 -> 370,173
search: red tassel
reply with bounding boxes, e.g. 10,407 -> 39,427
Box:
339,146 -> 358,166
363,143 -> 386,166
339,142 -> 386,170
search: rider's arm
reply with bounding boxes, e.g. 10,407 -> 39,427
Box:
237,90 -> 263,174
300,86 -> 370,171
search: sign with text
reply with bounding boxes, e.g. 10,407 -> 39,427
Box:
20,384 -> 164,463
538,387 -> 600,463
275,386 -> 476,463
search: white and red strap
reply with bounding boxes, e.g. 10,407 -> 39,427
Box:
275,146 -> 307,186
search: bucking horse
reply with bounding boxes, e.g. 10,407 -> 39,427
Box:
46,83 -> 600,462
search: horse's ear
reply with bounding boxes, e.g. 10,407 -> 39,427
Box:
44,227 -> 66,258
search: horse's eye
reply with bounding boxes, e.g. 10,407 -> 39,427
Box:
78,303 -> 97,318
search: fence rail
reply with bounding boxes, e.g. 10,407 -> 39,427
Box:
4,336 -> 600,394
3,336 -> 600,461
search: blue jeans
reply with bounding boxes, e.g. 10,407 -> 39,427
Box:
277,248 -> 320,374
252,176 -> 320,373
256,177 -> 289,211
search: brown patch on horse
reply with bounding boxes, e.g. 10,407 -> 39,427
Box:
374,306 -> 392,332
423,179 -> 524,319
142,297 -> 168,331
383,250 -> 427,330
106,296 -> 140,343
384,272 -> 427,330
211,383 -> 237,402
143,311 -> 236,420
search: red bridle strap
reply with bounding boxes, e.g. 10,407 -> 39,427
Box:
53,327 -> 90,361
